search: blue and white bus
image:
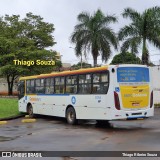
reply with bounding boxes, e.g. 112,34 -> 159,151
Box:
18,64 -> 154,124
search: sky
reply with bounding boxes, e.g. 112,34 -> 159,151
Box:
1,0 -> 160,65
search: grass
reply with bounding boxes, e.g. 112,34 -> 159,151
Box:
0,98 -> 20,119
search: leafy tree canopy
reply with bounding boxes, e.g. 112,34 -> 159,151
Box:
0,13 -> 60,95
71,62 -> 92,69
118,6 -> 160,65
110,52 -> 141,65
70,9 -> 118,67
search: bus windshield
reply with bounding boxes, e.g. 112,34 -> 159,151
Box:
117,67 -> 149,83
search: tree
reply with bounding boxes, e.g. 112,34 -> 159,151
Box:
70,9 -> 118,67
71,62 -> 92,69
0,13 -> 59,95
23,13 -> 56,49
118,7 -> 160,65
110,52 -> 141,64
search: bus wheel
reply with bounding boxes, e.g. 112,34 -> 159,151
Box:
66,107 -> 77,125
27,104 -> 34,118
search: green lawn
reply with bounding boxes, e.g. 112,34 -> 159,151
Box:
0,98 -> 20,119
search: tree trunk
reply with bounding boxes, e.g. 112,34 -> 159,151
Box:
93,56 -> 97,67
92,48 -> 98,67
8,84 -> 13,95
7,75 -> 14,95
142,38 -> 149,65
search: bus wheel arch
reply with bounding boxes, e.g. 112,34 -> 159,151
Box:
26,103 -> 34,118
65,105 -> 77,125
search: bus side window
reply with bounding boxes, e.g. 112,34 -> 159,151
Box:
35,79 -> 45,94
66,75 -> 77,94
26,80 -> 35,94
18,80 -> 25,99
45,78 -> 54,94
92,72 -> 109,94
45,78 -> 50,94
50,78 -> 54,94
78,74 -> 91,94
55,77 -> 64,94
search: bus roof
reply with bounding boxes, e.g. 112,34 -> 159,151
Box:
19,66 -> 108,80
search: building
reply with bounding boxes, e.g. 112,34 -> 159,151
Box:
0,78 -> 18,95
55,52 -> 62,61
150,66 -> 160,104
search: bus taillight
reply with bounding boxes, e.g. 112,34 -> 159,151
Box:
114,91 -> 120,110
150,91 -> 153,108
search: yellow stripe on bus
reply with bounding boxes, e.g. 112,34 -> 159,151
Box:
19,66 -> 108,80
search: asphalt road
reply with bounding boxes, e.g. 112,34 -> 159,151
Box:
0,108 -> 160,160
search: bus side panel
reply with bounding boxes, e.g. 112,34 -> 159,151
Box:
19,97 -> 27,112
72,95 -> 113,120
70,76 -> 115,120
25,95 -> 67,117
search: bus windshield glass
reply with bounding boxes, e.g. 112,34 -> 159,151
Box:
117,67 -> 149,83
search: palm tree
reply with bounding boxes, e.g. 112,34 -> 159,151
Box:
70,9 -> 118,67
118,6 -> 160,65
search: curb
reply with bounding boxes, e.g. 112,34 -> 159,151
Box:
21,119 -> 36,123
0,114 -> 25,121
0,121 -> 7,125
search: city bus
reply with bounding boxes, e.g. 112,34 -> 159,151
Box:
18,64 -> 154,124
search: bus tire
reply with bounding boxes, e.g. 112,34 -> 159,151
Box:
27,104 -> 34,118
66,107 -> 77,125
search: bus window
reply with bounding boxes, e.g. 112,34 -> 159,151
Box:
26,79 -> 35,94
55,77 -> 65,94
66,75 -> 77,94
35,79 -> 45,94
78,74 -> 91,94
45,78 -> 50,94
45,78 -> 54,94
18,80 -> 25,99
92,72 -> 108,94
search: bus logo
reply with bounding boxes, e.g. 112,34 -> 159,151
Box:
71,96 -> 76,105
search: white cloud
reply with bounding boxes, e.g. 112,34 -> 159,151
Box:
0,0 -> 160,65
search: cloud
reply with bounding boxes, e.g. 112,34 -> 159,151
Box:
0,0 -> 160,65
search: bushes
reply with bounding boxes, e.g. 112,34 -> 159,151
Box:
154,103 -> 160,108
